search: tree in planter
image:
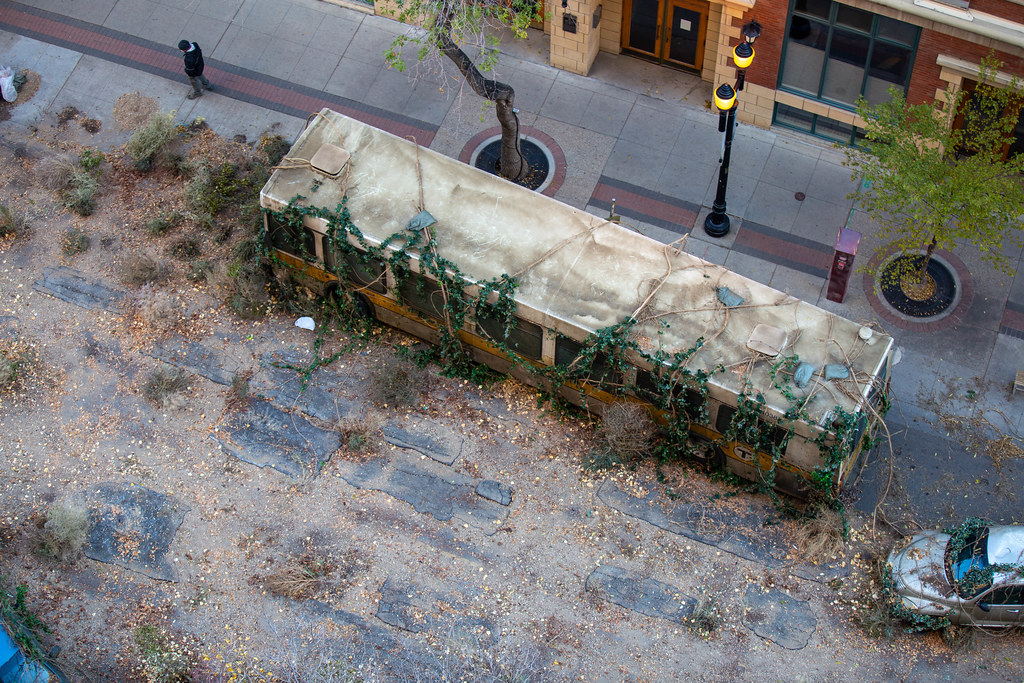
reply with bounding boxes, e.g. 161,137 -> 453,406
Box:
383,0 -> 535,182
846,56 -> 1024,289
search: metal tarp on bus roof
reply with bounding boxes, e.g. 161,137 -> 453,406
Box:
261,109 -> 893,424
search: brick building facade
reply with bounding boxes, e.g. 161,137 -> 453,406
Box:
366,0 -> 1024,143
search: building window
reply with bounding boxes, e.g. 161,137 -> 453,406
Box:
775,0 -> 919,143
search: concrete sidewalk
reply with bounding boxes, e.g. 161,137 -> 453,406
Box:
1,0 -> 1022,526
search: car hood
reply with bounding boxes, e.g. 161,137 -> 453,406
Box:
888,531 -> 955,600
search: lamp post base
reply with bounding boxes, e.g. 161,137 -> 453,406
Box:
703,210 -> 731,238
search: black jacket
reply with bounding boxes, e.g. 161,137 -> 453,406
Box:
182,43 -> 205,77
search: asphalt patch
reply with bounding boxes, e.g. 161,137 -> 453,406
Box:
382,415 -> 464,464
253,360 -> 362,422
148,338 -> 241,386
585,565 -> 695,622
84,483 -> 189,582
341,453 -> 510,534
742,584 -> 817,650
33,265 -> 125,312
212,399 -> 342,479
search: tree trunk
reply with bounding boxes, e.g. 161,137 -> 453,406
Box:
916,235 -> 938,282
436,17 -> 527,182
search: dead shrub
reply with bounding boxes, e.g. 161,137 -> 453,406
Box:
261,555 -> 344,600
367,353 -> 427,408
226,372 -> 251,410
791,505 -> 846,563
36,154 -> 77,192
0,204 -> 29,238
687,593 -> 721,638
339,416 -> 382,459
123,254 -> 171,287
36,502 -> 90,562
134,285 -> 182,334
598,401 -> 656,460
142,367 -> 189,410
126,111 -> 177,170
63,171 -> 98,216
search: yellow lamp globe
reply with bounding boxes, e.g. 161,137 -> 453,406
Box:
713,83 -> 736,111
733,42 -> 754,69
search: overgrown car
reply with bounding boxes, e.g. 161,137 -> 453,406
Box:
887,522 -> 1024,627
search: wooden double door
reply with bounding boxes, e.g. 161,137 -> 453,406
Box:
622,0 -> 708,72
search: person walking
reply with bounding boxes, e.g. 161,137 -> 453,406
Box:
178,40 -> 212,99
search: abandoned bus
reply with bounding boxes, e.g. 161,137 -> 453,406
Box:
260,109 -> 894,500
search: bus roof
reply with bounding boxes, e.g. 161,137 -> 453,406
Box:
261,109 -> 893,425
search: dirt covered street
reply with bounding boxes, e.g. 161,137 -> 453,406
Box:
1,93 -> 1022,682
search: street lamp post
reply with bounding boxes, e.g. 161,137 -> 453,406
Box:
704,21 -> 762,238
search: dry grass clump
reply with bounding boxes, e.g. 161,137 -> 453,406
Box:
367,353 -> 427,408
132,285 -> 184,335
598,401 -> 656,460
133,624 -> 195,683
122,254 -> 172,287
0,338 -> 40,394
126,111 -> 178,171
36,154 -> 78,192
142,367 -> 190,410
339,416 -> 382,459
686,593 -> 721,638
791,505 -> 846,563
0,203 -> 30,238
35,502 -> 90,563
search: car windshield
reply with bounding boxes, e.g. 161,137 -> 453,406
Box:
945,527 -> 992,598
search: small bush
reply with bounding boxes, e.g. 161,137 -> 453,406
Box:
78,148 -> 104,171
339,417 -> 381,459
187,260 -> 212,283
184,161 -> 242,216
126,112 -> 177,169
63,171 -> 98,216
367,354 -> 427,408
133,624 -> 193,683
144,212 -> 182,237
60,226 -> 91,255
226,372 -> 250,409
258,133 -> 291,166
0,204 -> 29,238
581,447 -> 620,473
36,502 -> 89,562
167,237 -> 201,259
122,255 -> 171,287
598,401 -> 655,460
142,367 -> 189,409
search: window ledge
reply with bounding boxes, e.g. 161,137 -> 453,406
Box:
871,0 -> 1024,49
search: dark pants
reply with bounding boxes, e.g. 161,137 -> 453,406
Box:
188,74 -> 211,95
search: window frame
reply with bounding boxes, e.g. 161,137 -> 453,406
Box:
774,0 -> 920,145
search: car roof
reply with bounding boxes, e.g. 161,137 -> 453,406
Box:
989,526 -> 1024,585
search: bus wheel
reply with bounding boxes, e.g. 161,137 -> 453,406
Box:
328,288 -> 371,318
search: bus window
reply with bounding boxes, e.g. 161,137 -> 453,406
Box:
715,404 -> 789,452
324,245 -> 386,293
476,311 -> 543,360
267,213 -> 316,260
398,273 -> 446,319
555,337 -> 622,387
635,369 -> 704,416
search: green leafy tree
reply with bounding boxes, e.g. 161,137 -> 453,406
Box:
846,56 -> 1024,281
383,0 -> 537,182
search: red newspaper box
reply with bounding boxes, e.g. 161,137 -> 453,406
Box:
827,228 -> 860,303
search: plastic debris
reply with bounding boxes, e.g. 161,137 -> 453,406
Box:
716,286 -> 744,308
294,316 -> 315,331
793,362 -> 815,388
824,364 -> 849,381
0,66 -> 16,103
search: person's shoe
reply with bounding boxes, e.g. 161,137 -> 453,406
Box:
205,84 -> 214,92
186,91 -> 201,100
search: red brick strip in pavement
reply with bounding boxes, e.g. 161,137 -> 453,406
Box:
588,176 -> 698,233
0,0 -> 437,145
1001,302 -> 1024,339
732,222 -> 832,279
